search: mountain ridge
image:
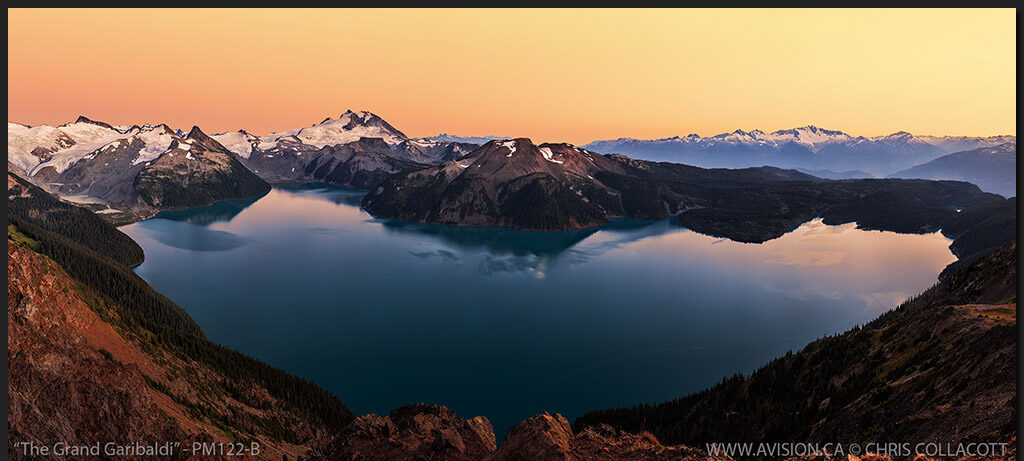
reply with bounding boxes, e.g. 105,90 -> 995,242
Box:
583,126 -> 1015,175
889,142 -> 1016,198
362,137 -> 1014,273
8,112 -> 1017,231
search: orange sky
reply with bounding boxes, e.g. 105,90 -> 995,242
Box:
7,8 -> 1016,144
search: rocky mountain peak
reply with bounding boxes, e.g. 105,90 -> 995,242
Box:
71,115 -> 116,130
151,124 -> 176,136
348,137 -> 391,152
885,130 -> 914,139
186,125 -> 212,143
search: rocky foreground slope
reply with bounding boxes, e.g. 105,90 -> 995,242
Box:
7,241 -> 337,459
303,404 -> 727,461
8,180 -> 351,459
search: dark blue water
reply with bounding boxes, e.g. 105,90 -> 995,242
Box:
121,184 -> 956,439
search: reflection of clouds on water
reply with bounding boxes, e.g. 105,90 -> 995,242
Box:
761,279 -> 844,303
763,249 -> 846,267
378,219 -> 600,257
477,254 -> 548,278
566,219 -> 688,264
378,218 -> 687,265
308,226 -> 348,234
409,249 -> 460,262
453,219 -> 687,277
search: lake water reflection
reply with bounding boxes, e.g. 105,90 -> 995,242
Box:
121,185 -> 957,439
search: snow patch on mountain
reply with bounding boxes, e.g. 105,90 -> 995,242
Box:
211,130 -> 258,158
12,120 -> 129,174
256,110 -> 407,150
498,140 -> 517,157
130,126 -> 177,165
538,146 -> 564,164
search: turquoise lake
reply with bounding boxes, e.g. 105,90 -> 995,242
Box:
121,184 -> 957,439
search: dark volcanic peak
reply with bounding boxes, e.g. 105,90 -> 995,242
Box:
463,137 -> 596,175
186,125 -> 208,140
59,115 -> 117,130
361,137 -> 630,230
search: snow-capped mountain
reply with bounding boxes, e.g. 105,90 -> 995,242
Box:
45,124 -> 270,214
583,126 -> 1015,175
8,111 -> 484,209
210,129 -> 260,158
244,110 -> 408,153
208,111 -> 480,184
52,124 -> 179,201
131,126 -> 270,211
8,116 -> 129,173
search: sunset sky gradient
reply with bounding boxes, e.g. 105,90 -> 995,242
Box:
7,8 -> 1016,144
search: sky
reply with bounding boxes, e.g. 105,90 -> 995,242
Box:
7,8 -> 1017,144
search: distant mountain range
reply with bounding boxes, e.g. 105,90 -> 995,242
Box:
581,126 -> 1014,179
7,112 -> 1016,224
427,133 -> 510,145
889,142 -> 1016,198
